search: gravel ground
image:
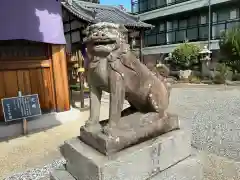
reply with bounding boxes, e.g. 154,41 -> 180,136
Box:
169,87 -> 240,161
4,86 -> 240,179
3,159 -> 65,180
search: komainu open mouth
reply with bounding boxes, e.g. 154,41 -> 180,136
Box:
93,40 -> 116,46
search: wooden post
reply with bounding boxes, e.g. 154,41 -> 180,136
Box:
51,45 -> 70,112
18,91 -> 28,135
76,49 -> 86,109
79,71 -> 85,108
140,29 -> 144,63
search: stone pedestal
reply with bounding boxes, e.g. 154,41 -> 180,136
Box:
80,112 -> 180,155
51,130 -> 191,180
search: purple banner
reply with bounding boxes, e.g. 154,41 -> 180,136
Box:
0,0 -> 66,44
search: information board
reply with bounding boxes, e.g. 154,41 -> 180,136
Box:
1,94 -> 41,122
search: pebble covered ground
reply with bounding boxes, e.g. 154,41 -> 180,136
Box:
3,159 -> 65,180
169,86 -> 240,161
4,86 -> 240,179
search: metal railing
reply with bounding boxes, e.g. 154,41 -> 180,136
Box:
131,0 -> 190,14
144,19 -> 240,47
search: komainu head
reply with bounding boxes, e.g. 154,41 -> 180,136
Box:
84,22 -> 128,57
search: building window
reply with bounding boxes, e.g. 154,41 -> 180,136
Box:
147,35 -> 157,46
212,12 -> 217,23
227,20 -> 240,29
157,33 -> 166,45
217,9 -> 230,22
156,0 -> 166,7
166,21 -> 173,44
176,30 -> 186,42
159,23 -> 165,32
177,19 -> 187,42
132,2 -> 139,13
179,19 -> 187,29
144,28 -> 158,46
132,0 -> 193,14
166,21 -> 173,31
200,15 -> 207,24
212,24 -> 225,39
167,0 -> 174,5
187,27 -> 198,41
173,20 -> 178,30
188,16 -> 198,27
199,26 -> 208,40
139,0 -> 147,12
230,9 -> 237,20
148,0 -> 156,10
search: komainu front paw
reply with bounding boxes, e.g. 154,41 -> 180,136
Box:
103,124 -> 119,136
84,121 -> 102,133
103,124 -> 114,136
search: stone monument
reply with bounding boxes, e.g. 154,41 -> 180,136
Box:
50,22 -> 193,180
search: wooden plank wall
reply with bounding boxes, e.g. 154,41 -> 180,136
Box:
0,44 -> 70,121
0,60 -> 56,120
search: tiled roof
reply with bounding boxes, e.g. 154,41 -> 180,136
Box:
62,0 -> 153,29
62,1 -> 94,23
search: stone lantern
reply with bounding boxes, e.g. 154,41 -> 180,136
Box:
131,38 -> 136,49
199,45 -> 212,78
164,53 -> 172,64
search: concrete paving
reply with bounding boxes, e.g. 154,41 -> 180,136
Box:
0,108 -> 83,140
0,91 -> 117,140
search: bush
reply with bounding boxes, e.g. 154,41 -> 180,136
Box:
213,74 -> 225,84
156,63 -> 170,77
232,73 -> 240,81
212,63 -> 231,84
172,43 -> 201,70
215,63 -> 231,78
219,26 -> 240,73
189,75 -> 201,84
215,63 -> 231,73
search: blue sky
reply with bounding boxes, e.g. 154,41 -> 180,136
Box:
100,0 -> 131,11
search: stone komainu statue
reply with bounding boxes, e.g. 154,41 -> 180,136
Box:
82,22 -> 177,137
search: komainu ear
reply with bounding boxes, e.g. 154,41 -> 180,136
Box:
118,24 -> 128,33
83,26 -> 90,36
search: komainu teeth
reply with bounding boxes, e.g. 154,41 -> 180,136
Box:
149,93 -> 152,97
121,73 -> 124,77
148,84 -> 152,87
155,105 -> 159,109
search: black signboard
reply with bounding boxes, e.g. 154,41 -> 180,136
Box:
1,94 -> 41,122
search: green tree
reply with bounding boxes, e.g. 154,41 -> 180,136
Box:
172,42 -> 201,70
219,26 -> 240,73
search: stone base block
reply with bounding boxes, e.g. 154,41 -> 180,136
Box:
50,155 -> 202,180
151,155 -> 203,180
50,169 -> 75,180
80,112 -> 180,155
60,130 -> 191,180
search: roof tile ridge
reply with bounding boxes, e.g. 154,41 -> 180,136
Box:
112,6 -> 140,21
72,1 -> 96,18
